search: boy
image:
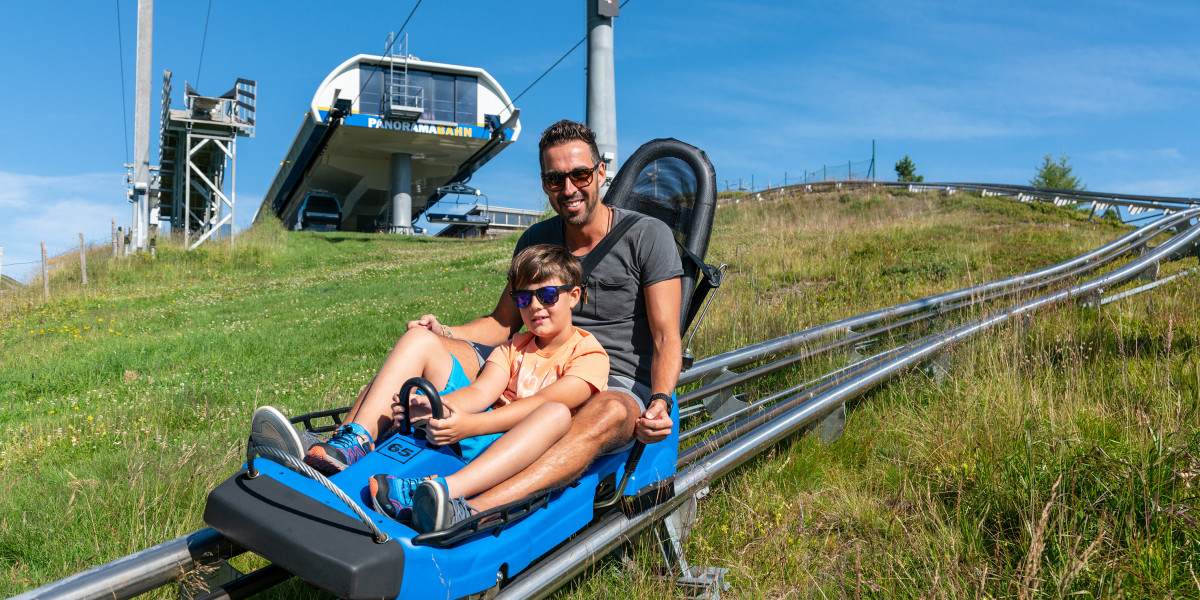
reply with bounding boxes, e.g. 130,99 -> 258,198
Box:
368,243 -> 609,533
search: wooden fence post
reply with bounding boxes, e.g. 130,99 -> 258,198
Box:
79,233 -> 88,285
112,219 -> 119,258
41,242 -> 49,300
0,246 -> 4,291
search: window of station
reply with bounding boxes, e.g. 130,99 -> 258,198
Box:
455,76 -> 477,125
488,213 -> 537,227
357,67 -> 384,114
357,66 -> 477,125
430,74 -> 454,122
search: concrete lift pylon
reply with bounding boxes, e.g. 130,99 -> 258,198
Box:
126,0 -> 153,253
587,0 -> 619,183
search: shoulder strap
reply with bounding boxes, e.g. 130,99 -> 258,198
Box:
578,210 -> 645,282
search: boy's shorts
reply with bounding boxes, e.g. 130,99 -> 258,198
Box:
437,342 -> 490,398
443,345 -> 501,462
457,425 -> 502,462
439,353 -> 473,396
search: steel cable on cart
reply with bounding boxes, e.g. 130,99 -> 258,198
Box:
245,445 -> 390,544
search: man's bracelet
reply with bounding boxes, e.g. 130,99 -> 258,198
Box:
440,324 -> 454,339
649,392 -> 673,413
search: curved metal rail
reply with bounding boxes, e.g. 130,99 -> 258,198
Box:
7,528 -> 240,600
676,204 -> 1194,426
681,205 -> 1197,387
13,206 -> 1198,600
732,179 -> 1198,222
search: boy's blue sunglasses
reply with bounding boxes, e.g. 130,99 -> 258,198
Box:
510,285 -> 577,308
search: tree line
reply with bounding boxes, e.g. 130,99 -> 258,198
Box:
894,151 -> 1085,190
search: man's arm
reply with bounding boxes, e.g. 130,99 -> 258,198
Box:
408,282 -> 524,347
636,277 -> 682,444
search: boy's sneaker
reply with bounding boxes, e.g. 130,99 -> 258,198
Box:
304,423 -> 374,474
412,477 -> 476,533
368,475 -> 422,522
249,406 -> 304,460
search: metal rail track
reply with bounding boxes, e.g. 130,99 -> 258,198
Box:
731,179 -> 1198,220
12,205 -> 1198,600
674,204 -> 1196,431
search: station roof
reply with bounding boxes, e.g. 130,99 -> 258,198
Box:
257,54 -> 520,232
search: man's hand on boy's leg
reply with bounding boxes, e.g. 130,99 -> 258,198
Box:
407,313 -> 444,332
635,397 -> 673,444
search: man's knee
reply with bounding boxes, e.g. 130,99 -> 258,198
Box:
398,325 -> 442,351
571,391 -> 638,447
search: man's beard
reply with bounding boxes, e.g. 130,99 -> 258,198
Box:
560,193 -> 596,226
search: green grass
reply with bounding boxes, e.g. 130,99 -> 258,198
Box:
2,190 -> 1197,599
594,190 -> 1199,600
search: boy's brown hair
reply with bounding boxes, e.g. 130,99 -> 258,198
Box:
509,244 -> 582,290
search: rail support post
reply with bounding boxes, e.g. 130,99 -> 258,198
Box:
1167,221 -> 1200,261
804,329 -> 873,445
1138,261 -> 1160,282
1012,313 -> 1034,337
178,559 -> 244,600
696,367 -> 748,420
1077,288 -> 1103,310
644,487 -> 730,600
916,305 -> 953,385
924,351 -> 952,385
805,403 -> 846,444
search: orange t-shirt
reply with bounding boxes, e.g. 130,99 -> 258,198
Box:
486,328 -> 609,407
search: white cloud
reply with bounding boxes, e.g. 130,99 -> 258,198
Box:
0,171 -> 129,281
645,35 -> 1198,152
1088,148 -> 1185,163
1098,175 -> 1200,199
0,172 -> 124,209
995,47 -> 1200,117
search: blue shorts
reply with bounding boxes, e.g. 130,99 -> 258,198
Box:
442,353 -> 502,462
439,353 -> 472,396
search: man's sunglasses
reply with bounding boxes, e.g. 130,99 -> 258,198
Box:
510,285 -> 578,308
541,163 -> 600,191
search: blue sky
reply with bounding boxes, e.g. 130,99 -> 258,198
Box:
2,1 -> 1198,280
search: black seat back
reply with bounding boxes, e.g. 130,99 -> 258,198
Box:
604,138 -> 719,335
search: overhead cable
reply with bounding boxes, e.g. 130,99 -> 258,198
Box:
115,0 -> 131,164
196,0 -> 214,88
354,0 -> 423,106
502,0 -> 633,113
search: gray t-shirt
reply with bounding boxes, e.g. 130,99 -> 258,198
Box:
514,207 -> 684,386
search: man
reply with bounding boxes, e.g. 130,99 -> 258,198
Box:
296,120 -> 681,514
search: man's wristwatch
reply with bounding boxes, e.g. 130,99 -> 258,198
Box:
648,392 -> 673,413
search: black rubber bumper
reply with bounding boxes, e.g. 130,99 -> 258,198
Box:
204,471 -> 403,600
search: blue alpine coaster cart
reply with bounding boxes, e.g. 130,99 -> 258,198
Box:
203,138 -> 721,600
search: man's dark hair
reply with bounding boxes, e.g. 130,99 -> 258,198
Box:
509,244 -> 583,290
538,120 -> 601,172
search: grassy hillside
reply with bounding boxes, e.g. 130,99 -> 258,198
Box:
1,189 -> 1196,598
